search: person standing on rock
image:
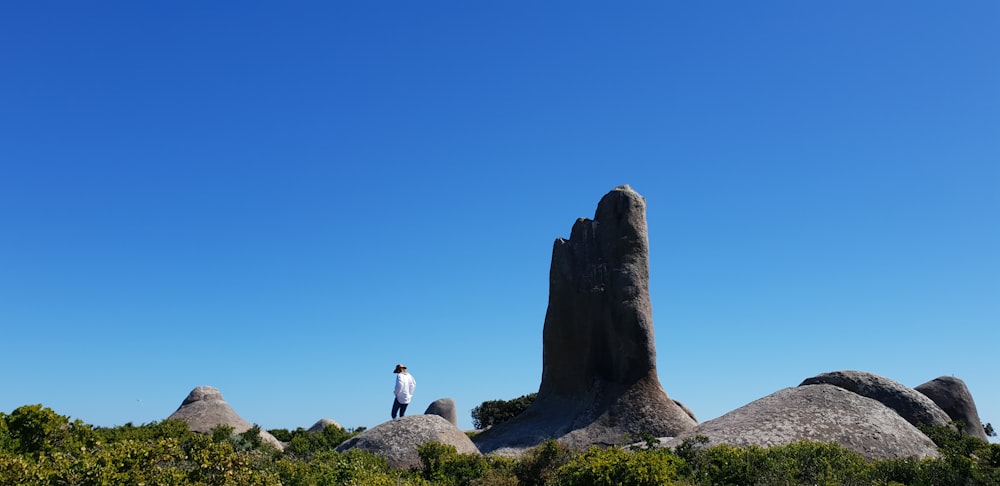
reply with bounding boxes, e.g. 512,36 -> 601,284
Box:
392,363 -> 416,419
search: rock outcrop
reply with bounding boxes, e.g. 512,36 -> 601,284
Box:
308,418 -> 342,433
915,376 -> 988,440
168,386 -> 283,450
336,415 -> 479,469
673,399 -> 697,423
424,398 -> 458,426
800,370 -> 952,429
473,185 -> 697,454
663,385 -> 939,459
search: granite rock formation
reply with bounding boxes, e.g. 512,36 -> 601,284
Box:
673,399 -> 698,423
663,385 -> 939,459
168,386 -> 283,450
800,370 -> 952,429
336,415 -> 479,469
915,376 -> 988,440
473,185 -> 697,454
308,418 -> 342,433
424,398 -> 458,426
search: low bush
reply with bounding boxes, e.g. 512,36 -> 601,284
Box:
553,445 -> 682,486
470,393 -> 536,430
2,404 -> 998,485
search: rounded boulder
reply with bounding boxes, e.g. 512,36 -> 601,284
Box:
336,414 -> 479,469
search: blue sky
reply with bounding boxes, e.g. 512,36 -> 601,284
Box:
2,2 -> 997,437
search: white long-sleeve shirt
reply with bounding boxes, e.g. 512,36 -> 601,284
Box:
394,372 -> 416,404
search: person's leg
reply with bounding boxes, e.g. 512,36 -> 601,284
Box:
391,399 -> 402,419
398,402 -> 409,417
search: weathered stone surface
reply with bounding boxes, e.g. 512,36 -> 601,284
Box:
168,386 -> 284,450
663,385 -> 939,460
673,399 -> 697,423
308,418 -> 342,433
336,415 -> 479,469
424,398 -> 458,426
915,376 -> 988,440
473,185 -> 697,455
800,370 -> 951,429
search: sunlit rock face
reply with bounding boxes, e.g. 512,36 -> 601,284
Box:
473,185 -> 697,455
800,370 -> 952,429
168,385 -> 283,450
336,414 -> 478,469
663,384 -> 940,460
916,376 -> 988,441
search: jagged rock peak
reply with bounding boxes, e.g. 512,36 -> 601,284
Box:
473,186 -> 696,454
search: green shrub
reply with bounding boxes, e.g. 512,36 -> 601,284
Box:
471,393 -> 536,430
93,419 -> 194,443
273,423 -> 357,458
416,441 -> 522,485
3,402 -> 998,485
0,451 -> 37,486
1,404 -> 93,457
916,422 -> 1000,485
553,445 -> 682,486
276,449 -> 420,486
514,439 -> 574,486
675,439 -> 878,485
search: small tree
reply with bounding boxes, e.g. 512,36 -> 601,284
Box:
471,393 -> 537,429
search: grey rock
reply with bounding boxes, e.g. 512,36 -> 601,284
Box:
663,384 -> 939,460
336,414 -> 479,469
673,399 -> 697,423
473,185 -> 697,455
800,370 -> 951,429
168,386 -> 284,450
308,418 -> 342,433
424,398 -> 458,426
915,376 -> 988,440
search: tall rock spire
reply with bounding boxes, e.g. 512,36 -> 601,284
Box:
474,185 -> 696,454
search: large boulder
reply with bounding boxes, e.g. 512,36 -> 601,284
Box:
663,384 -> 939,460
473,185 -> 697,455
800,370 -> 952,429
336,415 -> 479,469
167,386 -> 283,450
915,376 -> 988,440
424,398 -> 458,426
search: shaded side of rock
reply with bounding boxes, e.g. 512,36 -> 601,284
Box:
915,376 -> 988,440
473,185 -> 697,455
167,385 -> 283,450
800,370 -> 951,429
308,418 -> 342,433
663,385 -> 939,460
336,415 -> 479,469
424,398 -> 458,426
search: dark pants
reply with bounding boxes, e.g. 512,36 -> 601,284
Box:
392,399 -> 409,418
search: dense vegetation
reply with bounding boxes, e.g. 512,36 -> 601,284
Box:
2,403 -> 999,485
470,393 -> 536,430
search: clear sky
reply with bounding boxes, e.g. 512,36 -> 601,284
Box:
2,2 -> 997,437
